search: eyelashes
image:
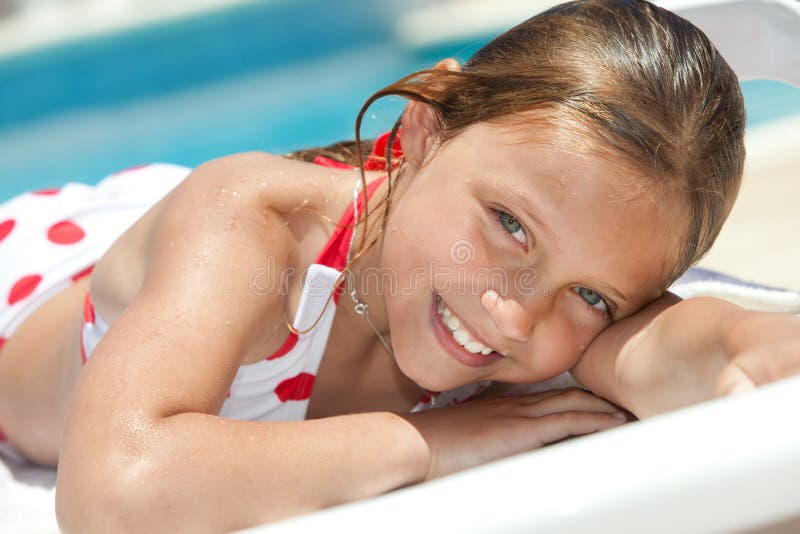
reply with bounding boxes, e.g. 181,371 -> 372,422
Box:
490,208 -> 613,321
571,287 -> 611,319
493,209 -> 528,249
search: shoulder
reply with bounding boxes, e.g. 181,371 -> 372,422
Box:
90,151 -> 355,335
183,151 -> 353,218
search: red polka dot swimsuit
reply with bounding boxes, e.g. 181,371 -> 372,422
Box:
0,163 -> 190,346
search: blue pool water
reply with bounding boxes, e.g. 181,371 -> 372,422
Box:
1,0 -> 799,201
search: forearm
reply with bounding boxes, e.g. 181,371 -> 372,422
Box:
57,411 -> 428,533
612,296 -> 745,417
571,292 -> 682,411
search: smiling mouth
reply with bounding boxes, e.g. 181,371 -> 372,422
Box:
431,292 -> 505,368
436,296 -> 500,355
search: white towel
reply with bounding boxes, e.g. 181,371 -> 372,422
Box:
670,267 -> 800,313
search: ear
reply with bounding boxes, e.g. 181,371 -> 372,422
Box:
400,58 -> 462,170
434,58 -> 462,72
399,101 -> 439,170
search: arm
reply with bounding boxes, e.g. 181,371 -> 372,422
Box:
571,292 -> 800,418
55,154 -> 428,533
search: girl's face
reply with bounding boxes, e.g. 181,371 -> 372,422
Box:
381,120 -> 681,392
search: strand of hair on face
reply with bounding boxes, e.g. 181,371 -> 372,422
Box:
281,83 -> 419,337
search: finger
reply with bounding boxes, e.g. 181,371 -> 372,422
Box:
527,411 -> 627,447
507,387 -> 581,405
715,340 -> 800,398
481,289 -> 530,346
521,387 -> 621,416
720,314 -> 800,392
715,364 -> 756,397
731,344 -> 800,387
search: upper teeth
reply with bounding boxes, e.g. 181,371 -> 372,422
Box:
437,297 -> 496,355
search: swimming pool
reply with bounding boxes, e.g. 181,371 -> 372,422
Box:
0,0 -> 799,201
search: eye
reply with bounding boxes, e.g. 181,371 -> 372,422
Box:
571,287 -> 610,318
495,210 -> 528,248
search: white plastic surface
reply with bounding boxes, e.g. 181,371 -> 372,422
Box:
396,0 -> 800,86
240,375 -> 800,534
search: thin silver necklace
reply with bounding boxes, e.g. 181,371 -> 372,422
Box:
344,176 -> 436,406
345,176 -> 395,358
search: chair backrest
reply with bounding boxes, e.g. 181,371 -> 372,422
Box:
662,0 -> 800,87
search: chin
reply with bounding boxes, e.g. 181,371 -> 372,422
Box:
391,300 -> 474,394
393,343 -> 468,394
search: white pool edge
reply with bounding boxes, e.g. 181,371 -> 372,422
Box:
239,374 -> 800,533
0,0 -> 269,60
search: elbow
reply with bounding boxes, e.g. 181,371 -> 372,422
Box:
56,449 -> 166,534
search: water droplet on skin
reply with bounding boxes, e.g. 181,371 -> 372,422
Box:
261,181 -> 267,187
232,191 -> 240,198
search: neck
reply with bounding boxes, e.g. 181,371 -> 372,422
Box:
317,167 -> 426,409
345,167 -> 410,340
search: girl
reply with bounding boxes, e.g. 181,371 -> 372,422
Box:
0,0 -> 798,531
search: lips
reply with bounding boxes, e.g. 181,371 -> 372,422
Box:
430,292 -> 504,369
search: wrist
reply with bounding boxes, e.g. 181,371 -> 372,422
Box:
306,412 -> 430,505
719,307 -> 789,357
379,412 -> 431,485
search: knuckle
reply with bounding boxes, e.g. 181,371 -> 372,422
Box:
486,397 -> 516,409
507,396 -> 533,409
557,410 -> 579,425
561,387 -> 589,401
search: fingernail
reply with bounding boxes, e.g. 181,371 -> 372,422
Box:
485,289 -> 500,302
612,411 -> 628,421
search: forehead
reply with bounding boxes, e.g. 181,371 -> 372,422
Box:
444,121 -> 683,306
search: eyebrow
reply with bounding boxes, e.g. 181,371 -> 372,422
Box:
596,282 -> 636,313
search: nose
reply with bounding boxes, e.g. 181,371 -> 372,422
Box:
481,289 -> 536,345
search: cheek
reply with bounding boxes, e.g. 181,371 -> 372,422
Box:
386,213 -> 487,290
520,309 -> 604,380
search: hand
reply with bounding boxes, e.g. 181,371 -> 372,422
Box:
400,388 -> 627,481
716,312 -> 800,396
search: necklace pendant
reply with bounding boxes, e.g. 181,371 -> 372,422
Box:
354,302 -> 368,316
